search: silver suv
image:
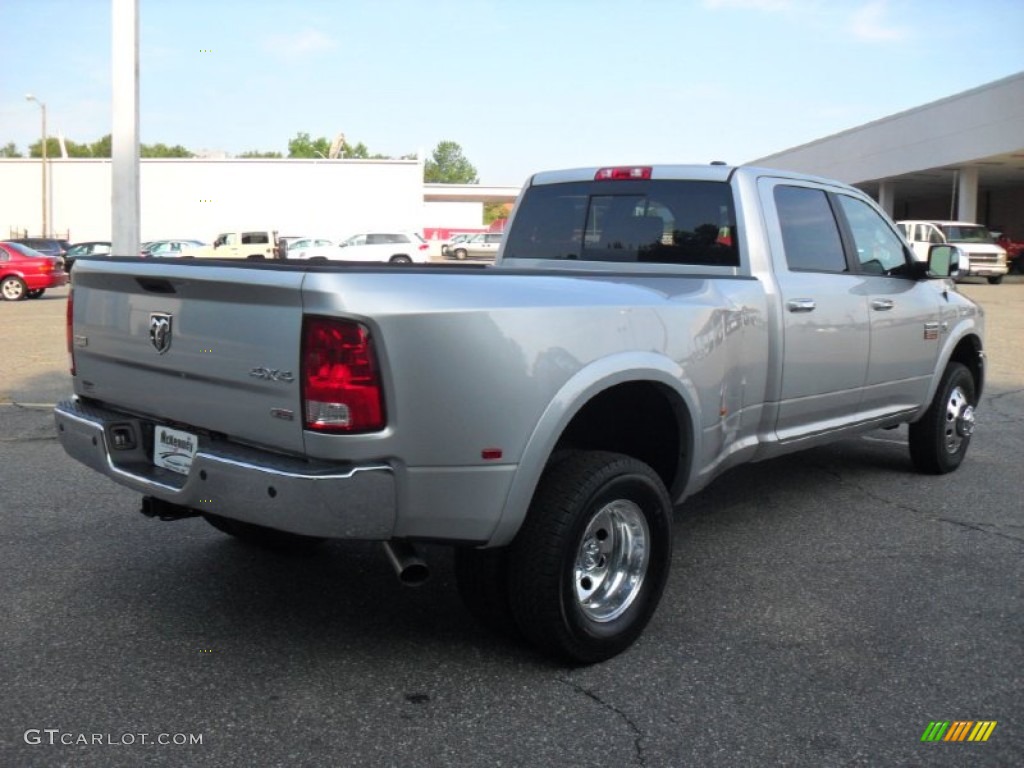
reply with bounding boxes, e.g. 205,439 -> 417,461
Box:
447,232 -> 502,260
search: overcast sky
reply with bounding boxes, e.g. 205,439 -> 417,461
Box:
2,0 -> 1023,186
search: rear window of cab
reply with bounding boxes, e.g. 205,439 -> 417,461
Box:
503,179 -> 739,267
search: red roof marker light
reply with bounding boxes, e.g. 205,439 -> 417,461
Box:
595,167 -> 652,181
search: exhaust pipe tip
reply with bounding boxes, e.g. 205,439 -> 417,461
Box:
382,541 -> 430,587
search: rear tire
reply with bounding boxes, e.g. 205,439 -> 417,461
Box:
454,248 -> 468,260
908,362 -> 976,474
507,450 -> 672,664
987,275 -> 1004,285
203,513 -> 325,551
389,255 -> 412,264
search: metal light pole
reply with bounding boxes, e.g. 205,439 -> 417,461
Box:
25,94 -> 48,237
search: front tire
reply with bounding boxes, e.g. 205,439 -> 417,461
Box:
987,275 -> 1004,285
908,362 -> 976,474
453,248 -> 468,260
1,276 -> 27,301
507,451 -> 672,664
203,513 -> 325,550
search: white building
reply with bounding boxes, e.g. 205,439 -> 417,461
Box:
754,72 -> 1024,237
2,156 -> 496,243
4,72 -> 1023,244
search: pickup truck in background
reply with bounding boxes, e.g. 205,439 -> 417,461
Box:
56,164 -> 985,663
897,220 -> 1009,284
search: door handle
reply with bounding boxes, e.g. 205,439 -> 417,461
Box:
871,299 -> 895,311
786,299 -> 816,313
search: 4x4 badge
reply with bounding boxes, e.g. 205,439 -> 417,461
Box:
149,313 -> 172,354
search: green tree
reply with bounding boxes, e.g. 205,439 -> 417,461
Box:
424,140 -> 478,184
90,134 -> 112,157
0,142 -> 22,157
141,142 -> 193,158
484,201 -> 509,225
288,132 -> 332,158
30,137 -> 92,157
238,149 -> 284,158
339,141 -> 389,160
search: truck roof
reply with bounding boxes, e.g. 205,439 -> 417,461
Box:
525,164 -> 862,193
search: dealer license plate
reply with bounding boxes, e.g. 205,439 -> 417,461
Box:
153,425 -> 198,475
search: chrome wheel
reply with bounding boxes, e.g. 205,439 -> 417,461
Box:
508,450 -> 672,663
574,500 -> 650,622
944,386 -> 974,453
909,362 -> 976,474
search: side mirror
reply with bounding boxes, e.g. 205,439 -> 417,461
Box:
927,244 -> 962,278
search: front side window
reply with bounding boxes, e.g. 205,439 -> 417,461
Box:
837,195 -> 908,274
504,180 -> 738,266
774,186 -> 847,273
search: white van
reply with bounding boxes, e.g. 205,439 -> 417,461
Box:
897,220 -> 1008,284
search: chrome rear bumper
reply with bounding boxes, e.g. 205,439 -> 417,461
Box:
54,399 -> 396,539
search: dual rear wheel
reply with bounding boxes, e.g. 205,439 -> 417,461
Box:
456,450 -> 672,664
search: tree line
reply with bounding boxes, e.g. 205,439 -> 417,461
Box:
0,134 -> 480,184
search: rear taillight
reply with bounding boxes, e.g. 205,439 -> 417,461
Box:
418,243 -> 429,251
595,166 -> 652,181
301,317 -> 385,432
66,288 -> 76,376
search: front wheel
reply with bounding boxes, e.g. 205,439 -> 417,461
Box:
2,276 -> 27,301
908,362 -> 976,474
507,450 -> 672,664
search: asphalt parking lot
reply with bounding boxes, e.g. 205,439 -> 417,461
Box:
1,280 -> 1021,767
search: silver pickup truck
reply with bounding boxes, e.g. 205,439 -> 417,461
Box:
55,164 -> 985,663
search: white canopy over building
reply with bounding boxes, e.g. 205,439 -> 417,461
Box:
753,72 -> 1024,236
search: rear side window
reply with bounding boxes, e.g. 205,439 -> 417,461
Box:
504,180 -> 738,266
774,186 -> 847,273
242,232 -> 269,245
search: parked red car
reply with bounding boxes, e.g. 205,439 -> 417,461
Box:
0,241 -> 69,300
995,232 -> 1024,273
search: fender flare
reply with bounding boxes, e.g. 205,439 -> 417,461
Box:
484,350 -> 700,547
915,322 -> 984,420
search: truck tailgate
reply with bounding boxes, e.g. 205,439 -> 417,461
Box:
70,260 -> 307,455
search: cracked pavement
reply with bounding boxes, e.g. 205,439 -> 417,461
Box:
1,282 -> 1021,767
